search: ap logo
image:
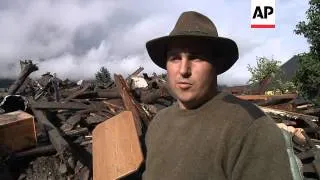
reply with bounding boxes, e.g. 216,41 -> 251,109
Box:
251,0 -> 275,28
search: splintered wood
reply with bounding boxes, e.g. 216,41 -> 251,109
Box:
92,111 -> 143,180
114,74 -> 143,136
0,110 -> 37,152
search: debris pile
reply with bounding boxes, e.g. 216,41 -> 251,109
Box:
237,94 -> 320,179
0,60 -> 172,180
0,60 -> 320,179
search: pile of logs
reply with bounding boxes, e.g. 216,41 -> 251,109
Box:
0,60 -> 172,180
237,94 -> 320,179
1,60 -> 320,179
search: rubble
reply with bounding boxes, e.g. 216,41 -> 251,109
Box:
0,60 -> 320,179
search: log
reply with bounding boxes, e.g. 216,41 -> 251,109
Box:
0,110 -> 37,152
31,101 -> 90,110
126,67 -> 144,80
16,77 -> 34,95
62,83 -> 91,102
236,94 -> 297,101
302,108 -> 320,116
260,106 -> 320,139
96,90 -> 120,99
102,100 -> 124,111
260,106 -> 319,128
8,60 -> 38,95
60,114 -> 82,132
257,98 -> 293,106
30,105 -> 73,169
14,145 -> 56,159
64,128 -> 89,137
60,86 -> 82,97
84,113 -> 107,125
60,108 -> 103,131
63,90 -> 121,99
139,87 -> 170,104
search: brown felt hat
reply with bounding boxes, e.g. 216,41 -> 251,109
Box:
146,11 -> 239,75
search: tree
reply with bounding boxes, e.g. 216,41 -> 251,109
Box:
293,53 -> 320,100
247,57 -> 296,94
247,56 -> 281,86
293,0 -> 320,101
295,0 -> 320,55
95,66 -> 112,84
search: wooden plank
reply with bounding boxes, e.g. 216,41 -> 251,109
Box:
31,101 -> 90,110
0,110 -> 37,152
260,106 -> 319,125
114,74 -> 143,136
92,111 -> 143,180
236,94 -> 297,101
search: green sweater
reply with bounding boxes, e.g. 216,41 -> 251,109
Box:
142,92 -> 294,180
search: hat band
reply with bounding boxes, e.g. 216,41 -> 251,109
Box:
172,30 -> 214,36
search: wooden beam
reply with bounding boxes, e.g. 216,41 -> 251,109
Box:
126,67 -> 144,80
30,101 -> 90,110
0,110 -> 37,152
114,74 -> 143,136
30,104 -> 73,169
62,83 -> 91,102
236,94 -> 297,101
13,145 -> 56,159
260,106 -> 319,125
30,107 -> 69,151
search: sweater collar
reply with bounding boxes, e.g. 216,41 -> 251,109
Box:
171,91 -> 227,116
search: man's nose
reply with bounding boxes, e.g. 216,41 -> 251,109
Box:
179,56 -> 191,77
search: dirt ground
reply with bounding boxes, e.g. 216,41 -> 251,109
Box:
1,155 -> 68,180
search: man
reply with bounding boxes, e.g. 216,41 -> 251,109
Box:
142,11 -> 302,180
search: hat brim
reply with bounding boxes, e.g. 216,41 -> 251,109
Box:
146,35 -> 239,75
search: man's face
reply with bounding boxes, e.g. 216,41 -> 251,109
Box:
166,38 -> 217,109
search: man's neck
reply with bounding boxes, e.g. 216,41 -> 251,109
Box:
178,90 -> 218,110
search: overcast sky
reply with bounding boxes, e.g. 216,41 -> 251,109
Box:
0,0 -> 309,85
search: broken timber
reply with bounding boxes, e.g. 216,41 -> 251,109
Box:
31,101 -> 90,110
114,74 -> 143,136
62,83 -> 91,102
8,60 -> 39,95
260,106 -> 320,139
29,101 -> 73,169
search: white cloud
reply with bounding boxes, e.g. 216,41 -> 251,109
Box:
0,0 -> 310,86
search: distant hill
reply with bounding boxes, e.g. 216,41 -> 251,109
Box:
0,78 -> 14,88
